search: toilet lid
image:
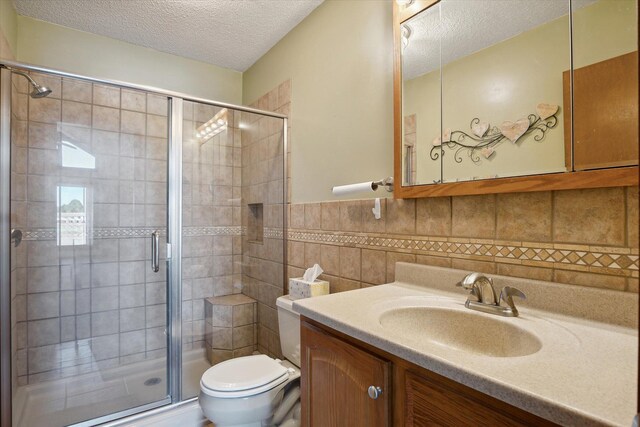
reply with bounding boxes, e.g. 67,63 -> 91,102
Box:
201,355 -> 289,397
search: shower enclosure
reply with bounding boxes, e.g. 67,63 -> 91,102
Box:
0,61 -> 287,427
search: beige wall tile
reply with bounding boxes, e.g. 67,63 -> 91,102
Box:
320,245 -> 340,276
340,200 -> 363,232
339,247 -> 361,280
28,97 -> 61,124
304,243 -> 321,267
627,278 -> 639,293
208,326 -> 232,350
331,278 -> 360,294
27,122 -> 58,150
452,194 -> 496,239
289,203 -> 305,228
415,254 -> 451,268
451,258 -> 496,274
288,241 -> 305,268
93,84 -> 120,108
554,269 -> 626,291
386,252 -> 416,282
122,89 -> 147,112
121,110 -> 146,135
416,197 -> 451,236
361,249 -> 386,285
92,106 -> 120,132
62,79 -> 92,104
627,186 -> 638,248
321,202 -> 339,231
304,203 -> 321,230
497,192 -> 551,242
496,263 -> 553,282
386,199 -> 415,235
554,188 -> 625,246
279,80 -> 292,106
62,100 -> 91,127
233,325 -> 255,348
361,199 -> 386,233
146,114 -> 168,138
12,92 -> 27,121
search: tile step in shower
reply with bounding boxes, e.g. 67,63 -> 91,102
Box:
204,294 -> 258,365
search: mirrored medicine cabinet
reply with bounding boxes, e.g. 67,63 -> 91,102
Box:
393,0 -> 639,198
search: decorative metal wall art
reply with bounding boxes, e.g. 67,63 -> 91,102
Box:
430,103 -> 559,164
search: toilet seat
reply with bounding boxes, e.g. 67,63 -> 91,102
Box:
200,355 -> 290,398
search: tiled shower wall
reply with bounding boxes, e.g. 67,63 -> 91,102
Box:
240,81 -> 289,358
10,71 -> 170,385
287,189 -> 639,294
181,102 -> 243,354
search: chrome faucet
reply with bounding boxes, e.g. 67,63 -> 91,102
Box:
456,272 -> 526,317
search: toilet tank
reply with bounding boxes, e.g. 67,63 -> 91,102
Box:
276,295 -> 300,367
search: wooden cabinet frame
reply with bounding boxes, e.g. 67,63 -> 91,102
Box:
392,0 -> 639,199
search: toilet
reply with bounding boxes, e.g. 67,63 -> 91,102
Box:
199,295 -> 301,427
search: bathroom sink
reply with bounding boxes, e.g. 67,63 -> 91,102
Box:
378,305 -> 542,357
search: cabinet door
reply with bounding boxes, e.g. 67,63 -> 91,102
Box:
301,321 -> 390,427
403,370 -> 556,427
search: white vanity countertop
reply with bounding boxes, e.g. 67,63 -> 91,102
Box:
293,263 -> 638,427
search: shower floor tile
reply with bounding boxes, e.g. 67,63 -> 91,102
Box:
13,349 -> 210,427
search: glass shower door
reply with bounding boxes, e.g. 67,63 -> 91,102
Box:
8,69 -> 171,426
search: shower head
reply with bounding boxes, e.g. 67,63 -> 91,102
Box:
30,84 -> 52,99
3,66 -> 53,98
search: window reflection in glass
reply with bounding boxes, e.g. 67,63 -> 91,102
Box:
57,185 -> 88,246
61,140 -> 96,169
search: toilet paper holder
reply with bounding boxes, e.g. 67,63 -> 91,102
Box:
371,177 -> 394,192
331,177 -> 394,197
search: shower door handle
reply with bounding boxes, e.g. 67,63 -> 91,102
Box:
151,231 -> 159,272
10,229 -> 22,247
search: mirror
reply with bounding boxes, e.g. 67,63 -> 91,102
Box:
396,0 -> 638,194
401,2 -> 441,185
571,0 -> 638,170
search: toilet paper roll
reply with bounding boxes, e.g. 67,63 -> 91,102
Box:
331,182 -> 375,196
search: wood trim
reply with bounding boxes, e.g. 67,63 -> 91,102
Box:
392,2 -> 639,200
392,0 -> 403,197
394,166 -> 638,198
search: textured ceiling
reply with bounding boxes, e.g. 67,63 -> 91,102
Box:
13,0 -> 324,71
402,0 -> 597,80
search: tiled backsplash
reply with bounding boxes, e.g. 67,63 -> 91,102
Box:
287,188 -> 639,294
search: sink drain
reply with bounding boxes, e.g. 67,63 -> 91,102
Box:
144,377 -> 162,386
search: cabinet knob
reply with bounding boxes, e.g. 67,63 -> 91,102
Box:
367,385 -> 383,400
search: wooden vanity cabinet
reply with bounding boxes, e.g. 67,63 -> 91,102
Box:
301,318 -> 557,427
300,319 -> 391,426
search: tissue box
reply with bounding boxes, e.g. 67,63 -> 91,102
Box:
289,277 -> 330,300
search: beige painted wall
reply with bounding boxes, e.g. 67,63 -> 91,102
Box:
16,16 -> 243,104
243,0 -> 394,203
0,0 -> 17,59
404,0 -> 637,184
573,0 -> 638,68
